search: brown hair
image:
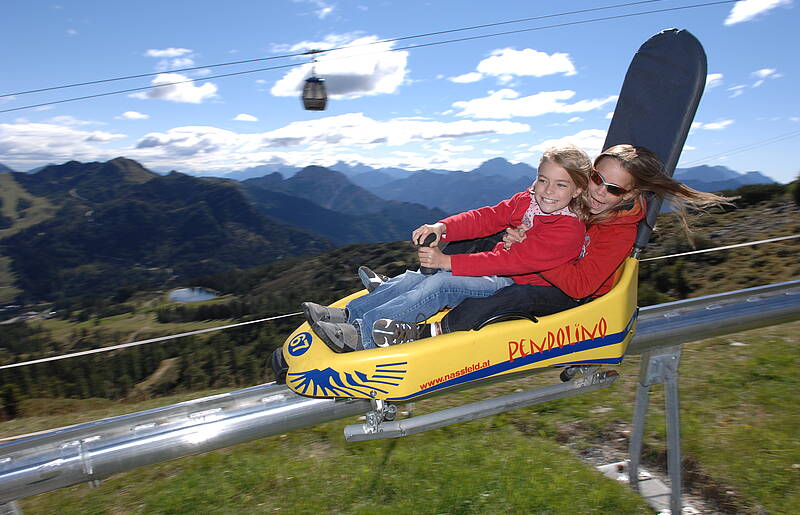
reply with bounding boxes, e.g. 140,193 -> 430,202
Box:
540,145 -> 592,222
591,144 -> 735,235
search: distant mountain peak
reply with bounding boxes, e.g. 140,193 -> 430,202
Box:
0,162 -> 16,173
472,157 -> 536,179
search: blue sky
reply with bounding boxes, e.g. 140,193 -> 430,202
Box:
1,0 -> 798,182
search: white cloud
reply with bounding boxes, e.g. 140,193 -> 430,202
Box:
67,28 -> 78,36
700,119 -> 734,130
85,131 -> 127,143
566,117 -> 583,123
296,0 -> 335,19
130,73 -> 218,103
724,0 -> 790,25
529,129 -> 608,157
1,113 -> 532,174
752,68 -> 777,78
144,48 -> 197,72
449,72 -> 483,84
438,142 -> 474,153
605,111 -> 614,120
271,35 -> 409,100
453,89 -> 617,119
45,115 -> 100,126
476,48 -> 576,78
0,122 -> 126,170
125,114 -> 529,171
234,113 -> 259,122
168,57 -> 195,69
450,48 -> 577,84
751,67 -> 782,87
117,111 -> 149,120
706,73 -> 724,88
727,85 -> 746,98
145,48 -> 192,58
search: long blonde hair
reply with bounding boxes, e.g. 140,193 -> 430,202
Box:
591,144 -> 734,234
540,145 -> 592,222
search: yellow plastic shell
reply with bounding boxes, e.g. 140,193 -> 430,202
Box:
283,258 -> 639,401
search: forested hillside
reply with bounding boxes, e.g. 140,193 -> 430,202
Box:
0,159 -> 446,306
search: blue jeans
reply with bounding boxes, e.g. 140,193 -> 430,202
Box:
346,270 -> 514,349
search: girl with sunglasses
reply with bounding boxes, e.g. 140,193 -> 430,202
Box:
372,144 -> 733,345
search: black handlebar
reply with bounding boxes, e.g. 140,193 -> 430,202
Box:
419,233 -> 438,275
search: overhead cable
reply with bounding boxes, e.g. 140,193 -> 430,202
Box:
640,234 -> 799,261
0,0 -> 673,99
0,312 -> 302,371
680,129 -> 800,167
0,0 -> 738,114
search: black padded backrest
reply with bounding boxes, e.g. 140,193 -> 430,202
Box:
602,28 -> 707,254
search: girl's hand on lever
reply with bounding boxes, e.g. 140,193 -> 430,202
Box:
411,223 -> 446,247
418,246 -> 452,270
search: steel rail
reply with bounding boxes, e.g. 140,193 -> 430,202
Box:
0,280 -> 798,505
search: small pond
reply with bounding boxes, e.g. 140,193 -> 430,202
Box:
168,287 -> 219,303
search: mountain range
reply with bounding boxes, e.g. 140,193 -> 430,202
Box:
0,158 -> 446,303
0,156 -> 778,304
223,158 -> 776,214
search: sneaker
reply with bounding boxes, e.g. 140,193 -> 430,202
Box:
315,321 -> 362,353
358,266 -> 389,293
302,301 -> 347,327
372,318 -> 422,347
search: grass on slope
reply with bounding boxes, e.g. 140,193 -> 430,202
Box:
0,173 -> 57,301
7,320 -> 798,514
0,173 -> 56,239
17,416 -> 650,515
0,256 -> 21,304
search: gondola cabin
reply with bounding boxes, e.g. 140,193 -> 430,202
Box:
302,76 -> 327,111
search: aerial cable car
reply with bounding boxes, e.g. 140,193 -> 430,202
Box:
274,29 -> 706,408
301,50 -> 327,111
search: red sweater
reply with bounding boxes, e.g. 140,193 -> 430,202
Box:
540,200 -> 645,298
439,191 -> 586,285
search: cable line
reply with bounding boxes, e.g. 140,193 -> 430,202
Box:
680,128 -> 800,167
640,234 -> 799,262
0,0 -> 737,114
0,61 -> 301,114
0,312 -> 302,371
0,0 -> 672,99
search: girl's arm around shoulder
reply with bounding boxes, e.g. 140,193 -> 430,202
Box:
539,221 -> 637,299
450,215 -> 585,277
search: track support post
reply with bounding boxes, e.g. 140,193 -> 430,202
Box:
363,398 -> 397,435
628,344 -> 683,514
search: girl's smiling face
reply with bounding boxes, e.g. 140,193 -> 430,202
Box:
532,159 -> 582,214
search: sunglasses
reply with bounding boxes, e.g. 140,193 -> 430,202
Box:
590,168 -> 631,196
